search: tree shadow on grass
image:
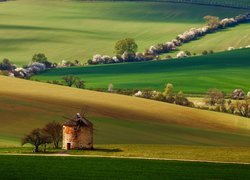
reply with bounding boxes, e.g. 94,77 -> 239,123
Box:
91,148 -> 123,153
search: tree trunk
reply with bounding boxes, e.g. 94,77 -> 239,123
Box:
43,144 -> 46,152
55,142 -> 59,149
34,145 -> 39,153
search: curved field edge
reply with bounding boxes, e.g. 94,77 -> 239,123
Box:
34,48 -> 250,94
1,76 -> 250,146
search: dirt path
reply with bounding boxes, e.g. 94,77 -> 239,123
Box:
1,153 -> 250,165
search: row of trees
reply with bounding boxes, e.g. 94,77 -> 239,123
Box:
204,88 -> 250,117
87,13 -> 249,65
45,75 -> 86,89
22,121 -> 62,152
103,83 -> 250,118
0,53 -> 55,78
161,0 -> 250,9
133,83 -> 194,107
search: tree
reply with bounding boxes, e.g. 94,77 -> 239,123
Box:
43,121 -> 62,149
163,83 -> 175,103
231,89 -> 245,100
108,83 -> 114,92
235,99 -> 250,117
0,58 -> 13,71
209,50 -> 214,54
204,16 -> 220,29
114,38 -> 138,55
75,79 -> 85,89
165,55 -> 172,60
32,53 -> 47,63
32,53 -> 52,68
62,75 -> 77,87
205,88 -> 225,106
202,50 -> 208,55
184,51 -> 191,56
174,91 -> 190,106
21,128 -> 51,152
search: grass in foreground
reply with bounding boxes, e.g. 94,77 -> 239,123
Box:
0,0 -> 248,65
1,144 -> 250,163
35,48 -> 250,94
0,155 -> 250,179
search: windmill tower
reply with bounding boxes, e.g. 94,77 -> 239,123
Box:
62,112 -> 93,150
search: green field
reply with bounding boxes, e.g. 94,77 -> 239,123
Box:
34,48 -> 250,94
1,75 -> 250,147
0,155 -> 250,179
0,0 -> 249,65
88,0 -> 250,8
173,24 -> 250,56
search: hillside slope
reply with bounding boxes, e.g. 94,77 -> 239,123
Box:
0,0 -> 248,65
0,76 -> 250,146
35,48 -> 250,94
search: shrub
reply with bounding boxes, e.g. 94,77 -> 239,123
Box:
0,70 -> 10,76
202,50 -> 208,55
209,50 -> 214,54
184,51 -> 192,56
165,55 -> 172,60
176,51 -> 187,58
75,79 -> 85,89
205,88 -> 225,106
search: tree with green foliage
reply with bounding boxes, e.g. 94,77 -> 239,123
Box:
75,79 -> 85,89
204,15 -> 220,29
202,50 -> 208,55
32,53 -> 47,63
32,53 -> 52,68
62,75 -> 77,87
114,38 -> 138,55
175,91 -> 190,106
209,50 -> 214,54
0,58 -> 14,71
185,51 -> 192,56
21,128 -> 51,152
163,83 -> 175,103
43,121 -> 62,149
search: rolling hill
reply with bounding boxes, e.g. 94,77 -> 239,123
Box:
88,0 -> 250,9
0,0 -> 249,65
34,48 -> 250,95
1,75 -> 250,147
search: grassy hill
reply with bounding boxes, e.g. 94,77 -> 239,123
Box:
0,0 -> 249,65
1,75 -> 250,147
34,48 -> 250,95
86,0 -> 250,8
